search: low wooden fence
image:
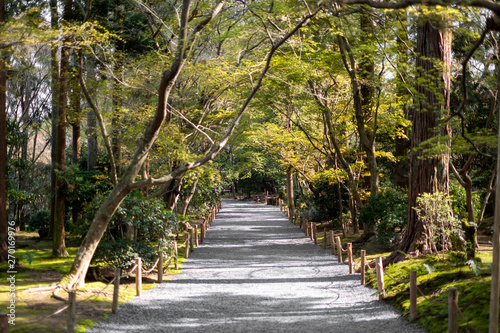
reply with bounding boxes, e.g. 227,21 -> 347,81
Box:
9,202 -> 222,333
270,197 -> 471,333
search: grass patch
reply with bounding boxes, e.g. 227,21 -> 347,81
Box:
0,232 -> 188,332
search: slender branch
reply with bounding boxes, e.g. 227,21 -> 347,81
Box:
77,52 -> 118,185
129,7 -> 322,190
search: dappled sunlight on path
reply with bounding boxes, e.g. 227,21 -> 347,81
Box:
89,199 -> 427,333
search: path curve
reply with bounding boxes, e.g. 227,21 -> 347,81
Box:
89,199 -> 427,333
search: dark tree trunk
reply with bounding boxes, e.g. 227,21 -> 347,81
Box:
180,177 -> 199,216
87,109 -> 98,170
395,13 -> 410,189
0,0 -> 7,263
49,0 -> 59,240
53,0 -> 73,257
70,66 -> 81,163
387,15 -> 452,264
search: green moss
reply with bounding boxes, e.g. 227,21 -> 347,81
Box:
365,254 -> 494,332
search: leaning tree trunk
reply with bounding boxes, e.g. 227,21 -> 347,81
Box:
387,14 -> 452,264
180,177 -> 199,216
66,1 -> 318,289
67,0 -> 225,288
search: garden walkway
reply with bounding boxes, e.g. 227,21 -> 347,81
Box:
88,199 -> 427,333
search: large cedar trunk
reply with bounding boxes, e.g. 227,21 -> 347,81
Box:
387,15 -> 451,263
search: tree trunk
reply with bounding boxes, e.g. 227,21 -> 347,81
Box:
70,65 -> 81,163
53,1 -> 72,256
387,14 -> 452,264
87,109 -> 98,170
0,0 -> 7,263
286,166 -> 295,218
180,177 -> 199,216
65,1 -> 314,288
395,14 -> 410,189
49,0 -> 59,240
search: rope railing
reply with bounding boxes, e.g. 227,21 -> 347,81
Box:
10,201 -> 223,333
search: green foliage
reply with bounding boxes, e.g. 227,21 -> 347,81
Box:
94,238 -> 157,269
413,191 -> 461,254
358,188 -> 408,247
306,170 -> 349,222
92,193 -> 179,269
27,210 -> 50,238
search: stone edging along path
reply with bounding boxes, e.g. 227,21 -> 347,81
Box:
88,199 -> 427,333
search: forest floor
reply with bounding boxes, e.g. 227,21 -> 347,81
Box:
0,201 -> 494,332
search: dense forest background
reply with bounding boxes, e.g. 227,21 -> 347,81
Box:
1,0 -> 500,298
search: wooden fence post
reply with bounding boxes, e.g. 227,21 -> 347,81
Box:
0,313 -> 8,333
376,257 -> 385,300
200,222 -> 205,243
185,235 -> 190,259
448,287 -> 458,333
189,228 -> 195,253
313,224 -> 318,245
112,268 -> 121,313
336,236 -> 342,263
330,231 -> 335,255
347,243 -> 353,274
158,251 -> 163,283
360,250 -> 366,285
135,257 -> 142,296
194,225 -> 199,246
323,228 -> 327,249
174,241 -> 179,270
67,291 -> 76,333
410,270 -> 417,321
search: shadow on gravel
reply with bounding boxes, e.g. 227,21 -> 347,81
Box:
88,199 -> 426,333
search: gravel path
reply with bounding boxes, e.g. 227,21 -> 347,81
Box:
88,199 -> 427,333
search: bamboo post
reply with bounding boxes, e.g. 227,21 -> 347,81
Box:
336,236 -> 343,263
448,288 -> 458,333
266,191 -> 268,205
194,225 -> 199,246
189,228 -> 195,253
112,268 -> 121,313
347,243 -> 353,274
67,291 -> 76,333
135,257 -> 142,296
323,228 -> 327,249
410,270 -> 417,321
158,251 -> 163,283
330,231 -> 335,255
305,222 -> 310,237
174,241 -> 179,270
0,313 -> 8,333
376,257 -> 385,300
360,250 -> 366,285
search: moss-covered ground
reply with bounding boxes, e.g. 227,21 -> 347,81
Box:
311,220 -> 495,333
